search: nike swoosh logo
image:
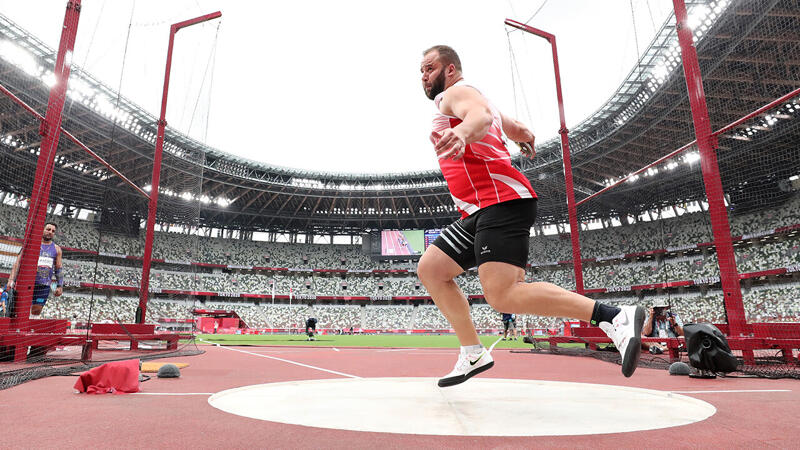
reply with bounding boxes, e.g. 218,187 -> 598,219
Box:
469,352 -> 485,366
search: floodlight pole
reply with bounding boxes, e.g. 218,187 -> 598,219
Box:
504,19 -> 585,297
672,0 -> 746,336
10,0 -> 81,345
138,11 -> 221,324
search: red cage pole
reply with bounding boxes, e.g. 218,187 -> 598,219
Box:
137,11 -> 221,324
9,1 -> 81,349
672,0 -> 746,336
504,19 -> 585,296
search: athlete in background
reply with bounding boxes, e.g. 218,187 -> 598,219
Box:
7,222 -> 64,316
306,316 -> 318,341
501,313 -> 518,341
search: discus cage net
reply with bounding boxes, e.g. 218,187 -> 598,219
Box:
517,0 -> 799,378
0,3 -> 224,389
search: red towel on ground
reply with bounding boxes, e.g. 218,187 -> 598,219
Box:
74,359 -> 140,394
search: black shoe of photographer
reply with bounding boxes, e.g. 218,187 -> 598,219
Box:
649,345 -> 663,355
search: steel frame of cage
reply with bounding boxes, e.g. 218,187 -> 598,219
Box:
137,11 -> 222,324
504,18 -> 586,298
0,2 -> 220,362
507,0 -> 800,359
1,0 -> 85,363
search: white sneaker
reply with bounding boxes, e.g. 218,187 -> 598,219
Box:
599,305 -> 645,377
438,348 -> 494,387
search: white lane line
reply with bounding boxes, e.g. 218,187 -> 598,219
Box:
199,339 -> 360,379
231,350 -> 298,354
133,392 -> 213,396
671,389 -> 792,394
332,347 -> 340,352
375,349 -> 455,355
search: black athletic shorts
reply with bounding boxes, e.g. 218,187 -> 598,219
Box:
432,198 -> 537,271
32,284 -> 51,306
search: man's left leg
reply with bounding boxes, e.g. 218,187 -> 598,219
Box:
479,262 -> 644,377
30,285 -> 49,316
28,291 -> 49,359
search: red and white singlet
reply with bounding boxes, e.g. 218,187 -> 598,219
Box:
432,80 -> 536,218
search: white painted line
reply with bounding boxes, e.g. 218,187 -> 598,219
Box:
487,336 -> 504,353
199,338 -> 360,379
671,389 -> 791,394
231,349 -> 298,354
133,392 -> 213,396
332,347 -> 340,352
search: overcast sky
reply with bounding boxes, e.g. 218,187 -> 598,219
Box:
0,0 -> 674,174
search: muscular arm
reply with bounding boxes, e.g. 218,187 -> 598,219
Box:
642,310 -> 654,336
432,86 -> 493,159
441,85 -> 493,145
7,251 -> 21,288
55,245 -> 63,271
670,314 -> 684,337
500,111 -> 536,158
499,111 -> 535,144
54,245 -> 63,296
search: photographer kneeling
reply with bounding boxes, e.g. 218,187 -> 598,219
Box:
642,300 -> 683,354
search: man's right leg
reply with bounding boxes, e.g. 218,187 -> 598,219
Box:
418,245 -> 494,387
417,245 -> 478,346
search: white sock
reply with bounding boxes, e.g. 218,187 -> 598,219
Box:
461,344 -> 483,354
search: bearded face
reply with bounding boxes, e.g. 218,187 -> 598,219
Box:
425,68 -> 446,100
42,226 -> 55,242
421,51 -> 449,100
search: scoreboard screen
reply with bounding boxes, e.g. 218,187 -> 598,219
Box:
380,229 -> 444,256
424,229 -> 442,249
381,230 -> 424,255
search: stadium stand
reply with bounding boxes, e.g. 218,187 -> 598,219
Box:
0,201 -> 798,305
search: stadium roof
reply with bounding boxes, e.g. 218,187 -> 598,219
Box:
0,0 -> 798,234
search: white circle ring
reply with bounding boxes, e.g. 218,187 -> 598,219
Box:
208,377 -> 716,436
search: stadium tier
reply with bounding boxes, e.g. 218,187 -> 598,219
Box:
0,198 -> 797,297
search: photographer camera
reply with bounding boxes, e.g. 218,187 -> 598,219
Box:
642,299 -> 683,354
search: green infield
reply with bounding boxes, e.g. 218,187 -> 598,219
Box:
195,333 -> 592,349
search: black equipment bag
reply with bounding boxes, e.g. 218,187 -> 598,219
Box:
684,323 -> 738,373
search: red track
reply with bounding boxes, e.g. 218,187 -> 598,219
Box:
3,345 -> 798,448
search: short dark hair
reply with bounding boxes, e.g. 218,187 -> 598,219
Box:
423,45 -> 462,72
44,221 -> 57,230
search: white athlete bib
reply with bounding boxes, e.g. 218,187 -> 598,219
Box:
38,255 -> 54,268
